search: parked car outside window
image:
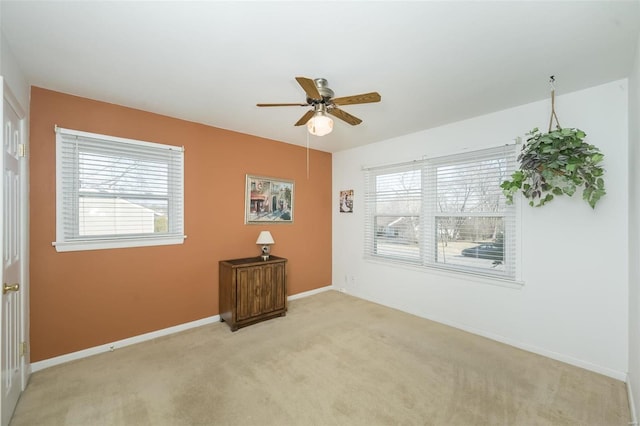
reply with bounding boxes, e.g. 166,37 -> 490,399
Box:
461,243 -> 503,261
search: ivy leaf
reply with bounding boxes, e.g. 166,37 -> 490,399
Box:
563,184 -> 577,196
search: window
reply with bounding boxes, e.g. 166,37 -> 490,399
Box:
54,127 -> 185,252
364,146 -> 517,280
364,162 -> 423,263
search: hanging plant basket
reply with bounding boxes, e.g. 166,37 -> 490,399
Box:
501,127 -> 605,208
501,78 -> 606,209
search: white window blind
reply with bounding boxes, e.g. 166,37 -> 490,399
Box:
54,126 -> 185,252
364,145 -> 517,280
364,161 -> 423,264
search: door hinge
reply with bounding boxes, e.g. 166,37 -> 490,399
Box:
20,341 -> 27,357
18,144 -> 26,158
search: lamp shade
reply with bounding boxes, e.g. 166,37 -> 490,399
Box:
256,231 -> 275,245
307,113 -> 333,136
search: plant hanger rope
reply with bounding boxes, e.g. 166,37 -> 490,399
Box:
548,75 -> 561,132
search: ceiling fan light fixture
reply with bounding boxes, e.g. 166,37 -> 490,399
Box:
307,111 -> 333,136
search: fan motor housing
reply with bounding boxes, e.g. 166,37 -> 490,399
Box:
307,78 -> 334,104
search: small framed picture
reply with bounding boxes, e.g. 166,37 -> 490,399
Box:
245,175 -> 294,224
340,189 -> 354,213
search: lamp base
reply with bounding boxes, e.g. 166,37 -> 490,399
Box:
260,245 -> 271,261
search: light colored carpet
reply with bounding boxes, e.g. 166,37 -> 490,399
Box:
10,290 -> 629,425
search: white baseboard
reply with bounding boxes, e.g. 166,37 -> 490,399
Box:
31,285 -> 334,373
419,313 -> 626,381
429,319 -> 626,381
31,315 -> 220,373
457,325 -> 625,381
350,292 -> 627,381
288,285 -> 333,301
629,375 -> 638,426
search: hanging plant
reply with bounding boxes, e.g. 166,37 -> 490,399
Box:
500,78 -> 606,209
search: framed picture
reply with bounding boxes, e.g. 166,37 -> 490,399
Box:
245,175 -> 294,224
340,189 -> 354,213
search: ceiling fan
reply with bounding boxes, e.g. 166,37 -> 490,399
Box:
257,77 -> 381,136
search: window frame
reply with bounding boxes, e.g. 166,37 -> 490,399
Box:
364,145 -> 518,281
54,126 -> 185,252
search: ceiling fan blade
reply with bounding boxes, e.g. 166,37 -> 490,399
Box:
257,103 -> 309,107
328,108 -> 362,126
294,109 -> 315,126
295,77 -> 322,100
332,92 -> 381,106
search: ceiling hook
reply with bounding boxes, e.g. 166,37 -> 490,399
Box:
549,75 -> 556,91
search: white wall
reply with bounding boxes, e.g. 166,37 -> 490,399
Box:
1,32 -> 29,109
333,80 -> 629,380
628,24 -> 640,419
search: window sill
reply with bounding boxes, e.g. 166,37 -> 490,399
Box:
53,235 -> 186,252
364,256 -> 524,289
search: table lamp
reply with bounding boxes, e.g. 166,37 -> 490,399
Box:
256,231 -> 275,260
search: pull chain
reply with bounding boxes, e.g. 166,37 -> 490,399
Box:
306,130 -> 310,179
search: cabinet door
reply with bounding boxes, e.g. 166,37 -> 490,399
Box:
236,267 -> 262,320
261,262 -> 286,313
261,264 -> 276,313
272,262 -> 286,311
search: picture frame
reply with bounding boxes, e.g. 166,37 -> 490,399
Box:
339,189 -> 354,213
245,175 -> 294,224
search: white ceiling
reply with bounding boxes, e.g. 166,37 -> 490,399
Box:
2,1 -> 639,153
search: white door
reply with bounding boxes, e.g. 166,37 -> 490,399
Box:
1,79 -> 25,426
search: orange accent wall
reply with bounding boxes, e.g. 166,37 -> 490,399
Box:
29,87 -> 332,362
